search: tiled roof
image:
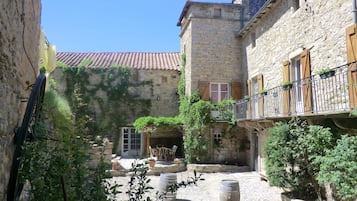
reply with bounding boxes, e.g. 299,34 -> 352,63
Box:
56,52 -> 181,71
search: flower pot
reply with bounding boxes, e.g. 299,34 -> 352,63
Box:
319,70 -> 335,79
148,160 -> 156,168
282,83 -> 293,90
260,91 -> 268,96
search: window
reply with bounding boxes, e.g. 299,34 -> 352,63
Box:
213,8 -> 222,18
210,83 -> 229,104
122,127 -> 141,157
213,132 -> 222,145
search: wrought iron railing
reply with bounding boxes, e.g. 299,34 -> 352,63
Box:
235,61 -> 357,121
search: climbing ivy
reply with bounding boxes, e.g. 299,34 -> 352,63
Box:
57,63 -> 153,151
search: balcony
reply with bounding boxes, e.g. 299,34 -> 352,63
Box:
236,61 -> 357,121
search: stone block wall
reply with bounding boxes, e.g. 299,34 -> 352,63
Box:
180,3 -> 243,95
240,0 -> 352,91
0,0 -> 41,199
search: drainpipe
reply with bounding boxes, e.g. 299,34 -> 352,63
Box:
353,0 -> 357,23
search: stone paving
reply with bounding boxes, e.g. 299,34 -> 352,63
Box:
109,159 -> 283,201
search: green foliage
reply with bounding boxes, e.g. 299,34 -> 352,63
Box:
264,118 -> 336,200
120,161 -> 204,201
20,86 -> 114,201
133,116 -> 181,133
59,65 -> 153,151
183,132 -> 209,163
317,135 -> 357,201
213,99 -> 236,125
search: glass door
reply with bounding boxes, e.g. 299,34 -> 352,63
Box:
291,58 -> 304,114
121,127 -> 141,157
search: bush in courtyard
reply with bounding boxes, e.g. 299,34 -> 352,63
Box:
317,135 -> 357,201
264,118 -> 336,200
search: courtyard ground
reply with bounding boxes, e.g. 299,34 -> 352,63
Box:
109,159 -> 283,201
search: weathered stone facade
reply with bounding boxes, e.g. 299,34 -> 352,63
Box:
51,67 -> 180,155
0,0 -> 41,199
240,0 -> 352,90
178,0 -> 357,172
179,2 -> 244,95
239,0 -> 354,175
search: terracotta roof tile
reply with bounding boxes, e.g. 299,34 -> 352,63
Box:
56,52 -> 181,71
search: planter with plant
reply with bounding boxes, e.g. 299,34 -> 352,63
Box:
317,68 -> 335,79
281,81 -> 293,90
260,89 -> 268,96
244,95 -> 250,101
147,158 -> 156,168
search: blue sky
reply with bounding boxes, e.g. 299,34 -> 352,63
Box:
41,0 -> 231,53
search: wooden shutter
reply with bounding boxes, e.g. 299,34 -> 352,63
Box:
282,61 -> 291,115
246,79 -> 252,119
301,49 -> 313,113
231,81 -> 242,100
257,74 -> 264,117
198,81 -> 210,101
346,24 -> 357,108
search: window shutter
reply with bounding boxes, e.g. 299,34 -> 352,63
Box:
346,24 -> 357,108
231,81 -> 242,100
282,61 -> 291,115
246,79 -> 252,119
301,49 -> 312,113
198,81 -> 210,101
257,74 -> 264,117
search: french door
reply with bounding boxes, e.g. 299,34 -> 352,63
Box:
291,58 -> 304,114
121,127 -> 141,157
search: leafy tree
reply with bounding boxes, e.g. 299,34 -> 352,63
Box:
264,118 -> 336,200
317,135 -> 357,201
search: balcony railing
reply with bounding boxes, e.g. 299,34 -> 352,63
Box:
236,61 -> 357,121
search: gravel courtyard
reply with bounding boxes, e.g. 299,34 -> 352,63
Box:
109,171 -> 283,201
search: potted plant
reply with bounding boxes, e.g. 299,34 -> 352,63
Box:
281,81 -> 293,90
244,95 -> 250,101
317,67 -> 336,79
260,89 -> 268,96
147,158 -> 156,168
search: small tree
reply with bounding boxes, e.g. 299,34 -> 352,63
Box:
317,135 -> 357,201
264,118 -> 336,200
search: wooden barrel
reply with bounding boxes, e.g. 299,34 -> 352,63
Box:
159,173 -> 177,201
220,179 -> 240,201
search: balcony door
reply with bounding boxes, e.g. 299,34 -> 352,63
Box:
291,58 -> 304,114
252,78 -> 259,118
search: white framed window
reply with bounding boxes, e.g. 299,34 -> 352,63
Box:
210,83 -> 229,104
290,56 -> 304,114
122,127 -> 141,157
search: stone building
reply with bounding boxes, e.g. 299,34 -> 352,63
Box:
177,0 -> 357,172
0,0 -> 41,199
54,52 -> 182,157
177,2 -> 248,164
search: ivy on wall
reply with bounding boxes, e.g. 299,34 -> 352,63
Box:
133,53 -> 237,163
57,63 -> 153,152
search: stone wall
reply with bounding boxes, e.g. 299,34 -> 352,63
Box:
239,0 -> 353,175
180,3 -> 244,95
240,0 -> 352,91
0,0 -> 41,199
51,68 -> 180,155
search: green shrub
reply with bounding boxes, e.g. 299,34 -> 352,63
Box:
264,118 -> 336,200
317,135 -> 357,201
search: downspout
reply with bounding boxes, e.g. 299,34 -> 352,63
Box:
353,0 -> 357,23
